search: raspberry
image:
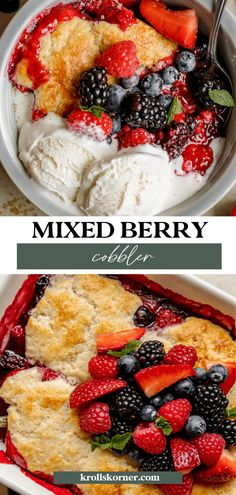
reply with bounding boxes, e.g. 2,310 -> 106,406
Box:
155,308 -> 183,328
191,433 -> 225,466
164,345 -> 198,366
133,422 -> 167,454
117,125 -> 155,149
79,402 -> 112,434
171,437 -> 200,472
158,399 -> 192,433
97,41 -> 139,78
88,355 -> 118,379
182,144 -> 214,175
84,0 -> 137,30
67,107 -> 112,141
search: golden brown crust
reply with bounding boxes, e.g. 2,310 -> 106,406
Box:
26,275 -> 141,383
14,17 -> 176,115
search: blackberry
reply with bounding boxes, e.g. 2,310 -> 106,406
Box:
114,385 -> 146,422
134,341 -> 165,368
0,350 -> 27,371
193,384 -> 229,432
110,417 -> 133,437
162,122 -> 190,159
191,67 -> 225,108
219,419 -> 236,447
79,67 -> 109,107
35,275 -> 50,299
140,449 -> 174,471
124,91 -> 168,131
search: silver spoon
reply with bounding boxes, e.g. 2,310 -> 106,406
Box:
207,0 -> 233,93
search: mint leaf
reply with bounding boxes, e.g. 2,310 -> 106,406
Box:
91,433 -> 133,452
209,89 -> 235,107
155,416 -> 172,436
111,433 -> 133,451
91,435 -> 111,452
225,407 -> 236,418
167,96 -> 183,124
108,340 -> 141,358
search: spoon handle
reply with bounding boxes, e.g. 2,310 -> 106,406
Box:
208,0 -> 227,64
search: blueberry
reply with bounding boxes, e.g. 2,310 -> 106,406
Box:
157,94 -> 173,108
185,415 -> 207,437
134,306 -> 155,327
162,393 -> 174,405
128,447 -> 146,466
207,364 -> 228,384
174,379 -> 195,397
117,355 -> 140,378
192,367 -> 207,383
111,115 -> 122,135
140,73 -> 163,96
162,66 -> 179,85
150,396 -> 163,409
120,74 -> 140,89
175,51 -> 196,73
106,85 -> 126,113
140,405 -> 157,422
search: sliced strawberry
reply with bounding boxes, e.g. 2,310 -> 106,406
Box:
171,437 -> 200,473
0,275 -> 39,353
160,473 -> 194,495
140,0 -> 198,49
96,328 -> 145,352
70,378 -> 127,408
206,361 -> 236,395
195,449 -> 236,483
135,364 -> 195,397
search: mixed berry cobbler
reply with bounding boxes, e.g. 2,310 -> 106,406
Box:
10,0 -> 235,214
0,275 -> 235,495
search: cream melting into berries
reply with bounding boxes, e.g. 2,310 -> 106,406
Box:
9,0 -> 233,214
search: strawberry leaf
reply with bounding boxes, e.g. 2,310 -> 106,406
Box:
90,106 -> 105,118
208,89 -> 235,107
108,340 -> 141,357
167,96 -> 183,124
155,416 -> 172,436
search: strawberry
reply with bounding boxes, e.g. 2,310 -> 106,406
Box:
206,361 -> 236,395
140,0 -> 198,49
96,328 -> 145,353
155,308 -> 183,328
70,378 -> 126,408
67,107 -> 112,141
158,399 -> 192,433
133,422 -> 167,454
0,275 -> 39,353
117,125 -> 155,149
97,41 -> 139,78
195,449 -> 236,483
135,364 -> 195,397
41,367 -> 61,382
79,402 -> 111,434
171,438 -> 200,473
160,473 -> 194,495
231,205 -> 236,216
191,433 -> 225,466
88,355 -> 118,379
164,345 -> 197,366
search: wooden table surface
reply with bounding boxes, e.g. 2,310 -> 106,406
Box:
0,0 -> 235,216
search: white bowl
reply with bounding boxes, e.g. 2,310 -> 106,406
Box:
0,0 -> 235,216
0,274 -> 235,495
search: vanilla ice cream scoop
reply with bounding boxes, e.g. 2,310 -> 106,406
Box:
18,113 -> 117,202
77,145 -> 172,216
